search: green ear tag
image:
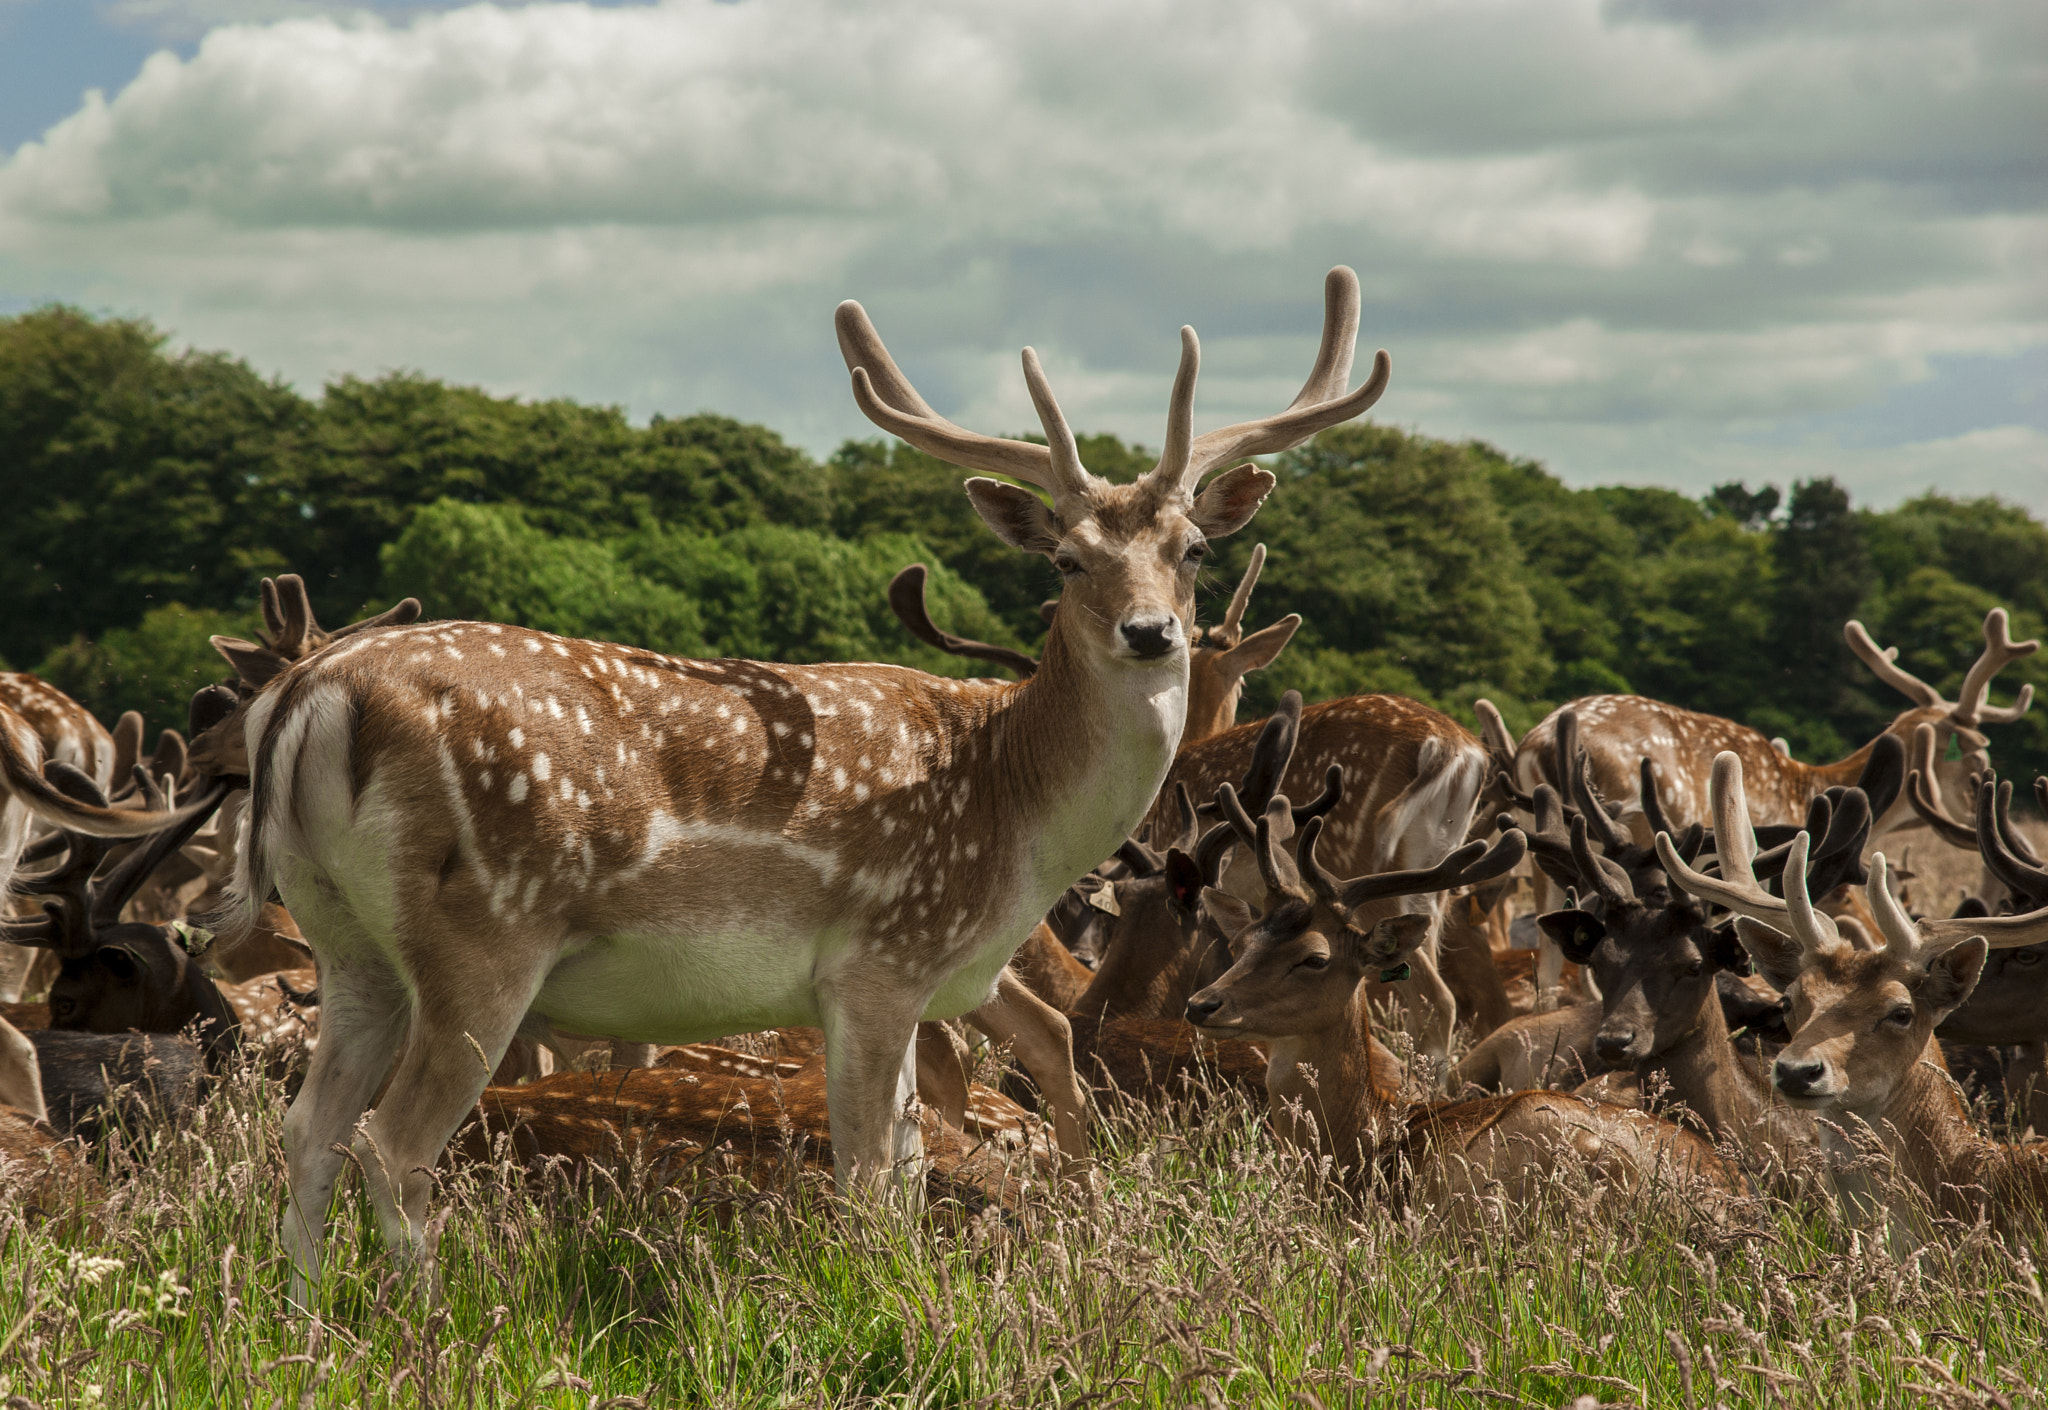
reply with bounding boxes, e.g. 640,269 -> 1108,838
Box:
1945,733 -> 1964,762
1378,963 -> 1412,983
168,920 -> 215,958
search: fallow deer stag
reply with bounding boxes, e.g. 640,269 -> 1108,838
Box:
1658,754 -> 2048,1236
887,544 -> 1300,746
1515,609 -> 2036,844
229,270 -> 1390,1301
0,672 -> 117,791
1183,784 -> 1741,1205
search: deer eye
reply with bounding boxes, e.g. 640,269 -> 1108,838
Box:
1296,952 -> 1330,973
1681,959 -> 1705,978
1054,554 -> 1083,577
1885,1005 -> 1914,1027
1183,540 -> 1208,564
2013,950 -> 2042,967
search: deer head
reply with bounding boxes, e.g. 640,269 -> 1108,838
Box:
1656,752 -> 2048,1115
840,268 -> 1387,683
1183,781 -> 1525,1042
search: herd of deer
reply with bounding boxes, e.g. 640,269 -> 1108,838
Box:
0,269 -> 2043,1309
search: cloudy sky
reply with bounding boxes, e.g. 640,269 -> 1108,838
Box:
1,0 -> 2042,508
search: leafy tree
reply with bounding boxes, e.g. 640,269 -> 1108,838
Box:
34,603 -> 256,733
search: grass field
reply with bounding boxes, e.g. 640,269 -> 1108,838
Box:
1,1031 -> 2044,1410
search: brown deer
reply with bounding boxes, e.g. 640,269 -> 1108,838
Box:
0,672 -> 117,790
1152,692 -> 1501,1074
1903,725 -> 2048,1133
887,544 -> 1300,746
1515,609 -> 2036,845
1183,784 -> 1740,1205
1658,753 -> 2048,1235
228,270 -> 1390,1301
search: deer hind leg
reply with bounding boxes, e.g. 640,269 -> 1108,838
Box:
349,941 -> 551,1282
915,1021 -> 972,1131
966,968 -> 1090,1176
818,979 -> 925,1200
281,949 -> 410,1310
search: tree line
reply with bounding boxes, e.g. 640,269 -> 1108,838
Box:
6,305 -> 2045,788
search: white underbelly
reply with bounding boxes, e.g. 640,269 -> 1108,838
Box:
533,926 -> 827,1044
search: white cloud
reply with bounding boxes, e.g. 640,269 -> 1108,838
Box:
0,0 -> 2042,508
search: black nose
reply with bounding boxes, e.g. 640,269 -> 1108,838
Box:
1120,618 -> 1176,659
1593,1031 -> 1636,1064
1775,1056 -> 1826,1096
1185,995 -> 1222,1024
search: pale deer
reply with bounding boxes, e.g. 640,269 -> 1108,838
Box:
226,270 -> 1390,1300
0,672 -> 117,791
1152,691 -> 1501,1075
1182,785 -> 1740,1205
1657,754 -> 2048,1236
887,544 -> 1299,747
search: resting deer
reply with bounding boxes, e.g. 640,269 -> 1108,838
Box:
228,270 -> 1389,1302
888,542 -> 1300,745
1516,608 -> 2036,845
1183,783 -> 1740,1205
1904,725 -> 2048,1133
1659,754 -> 2048,1236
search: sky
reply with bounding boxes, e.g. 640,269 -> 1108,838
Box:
1,0 -> 2043,509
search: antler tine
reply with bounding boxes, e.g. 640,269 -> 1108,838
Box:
1199,690 -> 1303,820
1564,734 -> 1629,853
1216,544 -> 1267,645
1169,782 -> 1201,853
886,564 -> 1039,679
1978,775 -> 2048,906
1855,732 -> 1906,820
1020,347 -> 1090,498
110,711 -> 144,787
1295,815 -> 1342,905
1658,754 -> 1844,958
1291,765 -> 1344,826
836,300 -> 1075,498
1864,853 -> 1932,966
1904,722 -> 1978,848
1150,326 -> 1201,495
1475,698 -> 1519,774
1843,620 -> 1946,708
259,576 -> 285,641
1990,775 -> 2044,870
327,596 -> 423,644
1952,607 -> 2040,727
1182,268 -> 1392,483
1570,815 -> 1635,906
1754,794 -> 1831,887
272,575 -> 314,658
1335,830 -> 1528,913
1191,815 -> 1238,886
149,729 -> 188,790
1781,832 -> 1845,957
1638,757 -> 1677,842
1804,789 -> 1874,899
88,775 -> 232,929
1252,806 -> 1307,903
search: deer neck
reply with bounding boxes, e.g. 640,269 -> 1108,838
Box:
1070,910 -> 1219,1025
1263,985 -> 1403,1168
1650,986 -> 1780,1145
987,613 -> 1189,902
1863,1043 -> 2007,1217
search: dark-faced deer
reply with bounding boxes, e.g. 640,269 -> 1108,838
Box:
231,271 -> 1390,1302
1183,784 -> 1740,1205
1659,753 -> 2048,1237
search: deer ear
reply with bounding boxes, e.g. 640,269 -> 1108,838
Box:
1358,914 -> 1431,966
1537,909 -> 1605,965
1707,923 -> 1753,975
211,636 -> 289,688
1918,938 -> 1986,1024
1164,849 -> 1205,915
1221,615 -> 1300,677
964,479 -> 1061,554
96,945 -> 143,983
1190,465 -> 1276,538
1732,917 -> 1806,994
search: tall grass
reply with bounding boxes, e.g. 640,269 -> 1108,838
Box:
0,1049 -> 2042,1410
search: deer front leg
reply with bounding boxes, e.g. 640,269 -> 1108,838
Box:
915,1021 -> 973,1131
819,980 -> 925,1200
967,967 -> 1091,1177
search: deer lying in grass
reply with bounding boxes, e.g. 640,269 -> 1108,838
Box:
1516,609 -> 2036,845
1903,725 -> 2048,1133
1659,753 -> 2048,1237
1184,783 -> 1741,1205
0,1016 -> 97,1223
228,270 -> 1390,1302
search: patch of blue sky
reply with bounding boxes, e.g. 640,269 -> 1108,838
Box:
1746,346 -> 2048,450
